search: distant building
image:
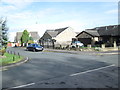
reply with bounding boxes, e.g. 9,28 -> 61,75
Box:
76,25 -> 120,47
15,32 -> 40,44
39,27 -> 77,48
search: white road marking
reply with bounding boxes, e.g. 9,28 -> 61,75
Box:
70,64 -> 115,76
10,83 -> 35,89
8,64 -> 115,89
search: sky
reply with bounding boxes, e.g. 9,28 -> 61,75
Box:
0,0 -> 119,42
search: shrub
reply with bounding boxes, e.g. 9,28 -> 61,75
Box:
0,48 -> 6,56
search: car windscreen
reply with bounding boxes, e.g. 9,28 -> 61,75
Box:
28,44 -> 41,47
28,44 -> 33,47
74,41 -> 81,43
34,44 -> 41,47
35,44 -> 39,47
33,44 -> 36,47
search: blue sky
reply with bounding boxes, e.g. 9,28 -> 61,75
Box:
0,0 -> 118,41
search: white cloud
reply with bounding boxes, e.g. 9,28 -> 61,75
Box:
8,32 -> 16,42
21,0 -> 119,2
105,9 -> 118,14
0,0 -> 33,16
9,12 -> 32,20
5,7 -> 62,28
1,0 -> 33,8
8,20 -> 86,42
0,5 -> 17,16
2,1 -> 118,42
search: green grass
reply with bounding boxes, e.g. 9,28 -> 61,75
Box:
0,53 -> 23,66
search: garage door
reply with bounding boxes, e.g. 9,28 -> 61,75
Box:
78,38 -> 91,46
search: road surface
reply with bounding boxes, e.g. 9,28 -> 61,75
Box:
1,47 -> 119,89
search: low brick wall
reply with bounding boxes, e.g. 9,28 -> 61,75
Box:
51,47 -> 119,52
100,47 -> 119,51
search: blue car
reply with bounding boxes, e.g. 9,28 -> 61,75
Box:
26,44 -> 43,52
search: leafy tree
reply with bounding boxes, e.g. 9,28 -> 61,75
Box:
28,36 -> 34,44
0,17 -> 8,48
29,36 -> 33,41
20,30 -> 29,46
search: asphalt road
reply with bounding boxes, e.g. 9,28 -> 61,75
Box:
1,47 -> 119,89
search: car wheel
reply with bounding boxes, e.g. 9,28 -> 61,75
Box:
33,49 -> 36,52
40,49 -> 43,51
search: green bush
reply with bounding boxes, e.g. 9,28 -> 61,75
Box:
0,48 -> 6,56
0,53 -> 23,66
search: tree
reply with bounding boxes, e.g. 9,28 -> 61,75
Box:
29,36 -> 33,41
0,19 -> 2,49
28,36 -> 34,44
20,30 -> 29,47
0,17 -> 8,48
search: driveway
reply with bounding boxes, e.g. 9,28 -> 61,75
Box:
1,47 -> 119,89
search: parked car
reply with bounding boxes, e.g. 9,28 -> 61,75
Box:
26,44 -> 43,52
71,41 -> 84,48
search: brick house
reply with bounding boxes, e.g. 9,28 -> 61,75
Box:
76,25 -> 120,47
15,32 -> 40,46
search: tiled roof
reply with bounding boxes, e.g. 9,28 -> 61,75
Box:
46,30 -> 58,37
85,30 -> 100,36
76,25 -> 119,37
30,32 -> 40,40
16,32 -> 22,41
46,27 -> 69,37
97,25 -> 119,36
55,27 -> 68,35
16,32 -> 40,42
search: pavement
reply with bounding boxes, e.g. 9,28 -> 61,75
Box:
44,48 -> 120,55
1,47 -> 119,89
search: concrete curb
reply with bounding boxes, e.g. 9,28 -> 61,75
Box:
44,49 -> 119,55
0,57 -> 29,70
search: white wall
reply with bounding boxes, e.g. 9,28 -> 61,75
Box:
93,37 -> 99,41
54,27 -> 77,47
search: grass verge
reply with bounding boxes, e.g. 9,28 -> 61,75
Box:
0,53 -> 23,66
